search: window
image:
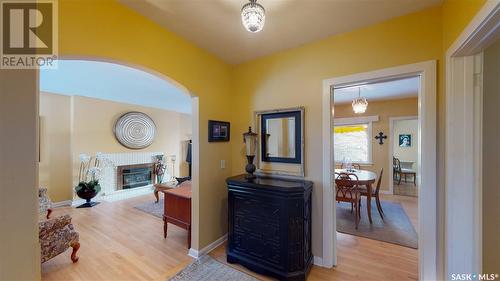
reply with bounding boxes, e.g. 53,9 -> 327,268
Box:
334,123 -> 371,164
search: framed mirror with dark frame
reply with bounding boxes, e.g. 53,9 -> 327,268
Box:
261,110 -> 302,164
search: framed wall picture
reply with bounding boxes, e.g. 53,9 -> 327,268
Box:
208,120 -> 230,142
399,134 -> 412,147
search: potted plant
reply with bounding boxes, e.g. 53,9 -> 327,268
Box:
75,154 -> 102,208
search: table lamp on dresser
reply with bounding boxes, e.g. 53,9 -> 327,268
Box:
243,127 -> 258,179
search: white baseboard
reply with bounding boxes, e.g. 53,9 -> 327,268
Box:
52,200 -> 73,208
313,256 -> 324,267
188,233 -> 228,259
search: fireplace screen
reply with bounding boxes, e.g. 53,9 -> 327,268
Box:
117,164 -> 154,190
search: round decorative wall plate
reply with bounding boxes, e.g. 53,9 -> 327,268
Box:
114,112 -> 156,149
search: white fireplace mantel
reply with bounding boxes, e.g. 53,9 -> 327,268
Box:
98,152 -> 166,201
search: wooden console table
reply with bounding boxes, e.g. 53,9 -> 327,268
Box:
162,184 -> 191,248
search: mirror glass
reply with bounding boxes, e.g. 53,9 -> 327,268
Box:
261,110 -> 302,164
265,117 -> 296,158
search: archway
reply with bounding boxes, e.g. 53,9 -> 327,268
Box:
39,57 -> 200,259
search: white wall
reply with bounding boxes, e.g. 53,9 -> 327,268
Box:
393,119 -> 419,173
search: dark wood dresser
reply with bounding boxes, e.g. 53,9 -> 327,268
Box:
226,175 -> 313,281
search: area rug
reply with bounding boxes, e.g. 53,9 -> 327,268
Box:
336,200 -> 418,249
134,199 -> 163,219
168,255 -> 259,281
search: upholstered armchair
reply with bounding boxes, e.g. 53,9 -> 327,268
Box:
39,187 -> 53,219
39,214 -> 80,263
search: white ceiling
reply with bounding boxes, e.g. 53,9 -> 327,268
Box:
120,0 -> 442,64
40,60 -> 192,114
334,76 -> 419,104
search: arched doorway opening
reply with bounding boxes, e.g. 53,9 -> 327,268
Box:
38,57 -> 200,278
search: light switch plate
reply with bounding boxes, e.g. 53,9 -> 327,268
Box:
220,160 -> 226,169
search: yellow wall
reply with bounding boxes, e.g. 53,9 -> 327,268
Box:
231,0 -> 488,259
39,92 -> 192,202
39,93 -> 73,202
58,0 -> 234,249
334,98 -> 418,191
442,0 -> 487,50
231,7 -> 442,256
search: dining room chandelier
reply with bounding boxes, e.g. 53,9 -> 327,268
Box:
352,87 -> 368,114
241,0 -> 265,33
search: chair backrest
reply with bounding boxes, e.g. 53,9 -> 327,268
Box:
375,168 -> 384,195
393,157 -> 402,172
335,172 -> 360,199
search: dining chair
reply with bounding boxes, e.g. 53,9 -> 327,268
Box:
393,157 -> 416,186
335,172 -> 361,229
359,168 -> 384,219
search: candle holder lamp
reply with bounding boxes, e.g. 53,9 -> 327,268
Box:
243,126 -> 258,179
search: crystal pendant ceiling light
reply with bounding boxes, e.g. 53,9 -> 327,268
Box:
352,87 -> 368,114
241,0 -> 265,33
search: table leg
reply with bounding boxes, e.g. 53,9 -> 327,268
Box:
188,225 -> 191,249
366,183 -> 373,224
163,218 -> 168,238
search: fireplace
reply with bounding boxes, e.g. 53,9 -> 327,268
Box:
117,163 -> 155,190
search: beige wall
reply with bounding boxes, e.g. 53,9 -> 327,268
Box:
393,119 -> 419,174
39,92 -> 192,202
335,98 -> 418,191
482,39 -> 500,273
0,70 -> 40,280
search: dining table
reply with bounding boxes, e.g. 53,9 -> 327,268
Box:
335,168 -> 377,224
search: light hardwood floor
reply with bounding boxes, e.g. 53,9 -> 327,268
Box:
42,194 -> 417,281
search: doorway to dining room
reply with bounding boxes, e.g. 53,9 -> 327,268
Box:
322,61 -> 437,280
333,76 -> 420,248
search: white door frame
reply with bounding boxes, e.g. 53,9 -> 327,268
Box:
322,60 -> 437,280
388,116 -> 418,195
445,1 -> 499,277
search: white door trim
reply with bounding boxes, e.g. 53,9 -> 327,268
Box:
322,61 -> 437,281
445,1 -> 499,277
388,116 -> 418,195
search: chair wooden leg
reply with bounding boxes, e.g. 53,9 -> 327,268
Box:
350,202 -> 353,213
358,202 -> 361,219
413,174 -> 416,186
354,201 -> 359,229
375,196 -> 384,219
398,173 -> 402,185
71,242 -> 80,263
46,208 -> 52,219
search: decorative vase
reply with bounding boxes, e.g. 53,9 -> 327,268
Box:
76,185 -> 100,208
245,155 -> 256,180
